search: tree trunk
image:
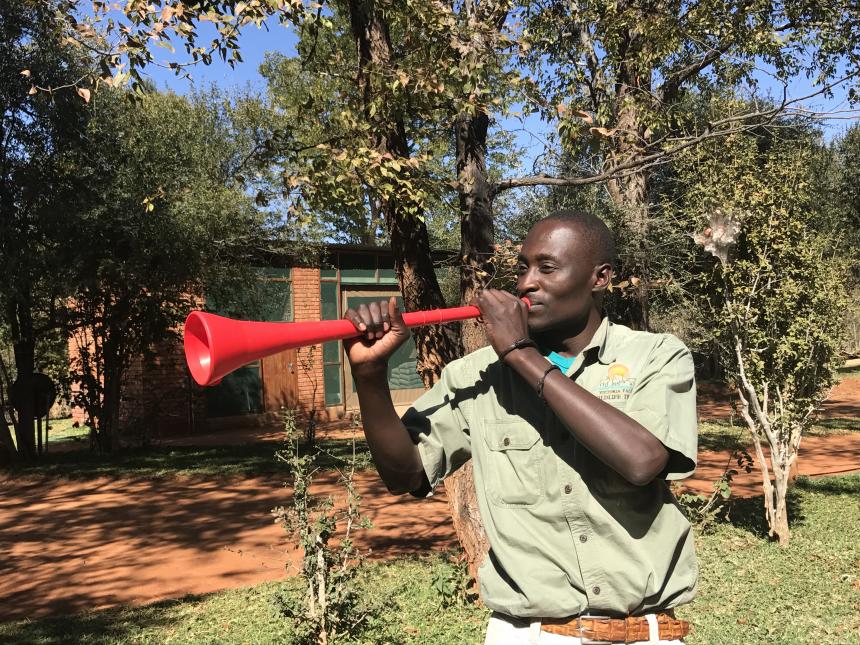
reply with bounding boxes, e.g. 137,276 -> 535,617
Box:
606,101 -> 651,330
100,357 -> 121,453
345,0 -> 462,385
389,211 -> 462,384
744,407 -> 792,546
769,458 -> 791,546
448,110 -> 495,585
7,297 -> 37,458
457,111 -> 494,354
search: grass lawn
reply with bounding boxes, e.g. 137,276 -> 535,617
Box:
0,438 -> 374,479
679,473 -> 860,644
698,416 -> 860,453
6,417 -> 92,451
2,473 -> 858,644
837,364 -> 860,380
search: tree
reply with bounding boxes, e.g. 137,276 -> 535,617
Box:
682,127 -> 847,545
0,0 -> 91,459
515,0 -> 860,328
51,0 -> 860,572
65,87 -> 272,451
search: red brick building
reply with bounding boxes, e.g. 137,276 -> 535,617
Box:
71,245 -> 442,437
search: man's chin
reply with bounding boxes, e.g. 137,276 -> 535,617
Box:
527,318 -> 552,335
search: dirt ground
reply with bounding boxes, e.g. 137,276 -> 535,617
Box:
1,377 -> 858,622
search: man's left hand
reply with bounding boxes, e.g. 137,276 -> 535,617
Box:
471,289 -> 531,355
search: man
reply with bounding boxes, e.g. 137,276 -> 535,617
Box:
343,210 -> 698,644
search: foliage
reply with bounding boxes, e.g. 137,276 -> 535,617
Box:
273,408 -> 379,645
844,288 -> 860,356
513,1 -> 860,327
683,128 -> 848,544
831,125 -> 860,267
0,0 -> 94,458
430,552 -> 479,609
817,125 -> 860,354
673,447 -> 753,532
523,0 -> 860,173
63,86 -> 270,451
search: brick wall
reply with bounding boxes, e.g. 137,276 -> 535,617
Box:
68,300 -> 202,438
66,275 -> 340,435
121,336 -> 197,438
68,332 -> 88,426
291,267 -> 328,420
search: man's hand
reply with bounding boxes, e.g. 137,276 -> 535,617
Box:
471,289 -> 531,356
343,297 -> 411,375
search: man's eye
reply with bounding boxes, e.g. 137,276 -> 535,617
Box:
539,264 -> 556,273
516,264 -> 528,275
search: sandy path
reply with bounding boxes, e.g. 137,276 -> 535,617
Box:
0,473 -> 456,621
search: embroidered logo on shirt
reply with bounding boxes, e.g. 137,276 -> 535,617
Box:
597,363 -> 635,402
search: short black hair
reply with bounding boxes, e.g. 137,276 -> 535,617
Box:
538,209 -> 617,268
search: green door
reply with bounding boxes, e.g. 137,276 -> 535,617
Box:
342,293 -> 425,409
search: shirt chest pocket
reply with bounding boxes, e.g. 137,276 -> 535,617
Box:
481,421 -> 545,508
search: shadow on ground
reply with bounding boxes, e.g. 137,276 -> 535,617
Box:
0,469 -> 456,621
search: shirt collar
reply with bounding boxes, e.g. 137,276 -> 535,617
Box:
580,316 -> 616,365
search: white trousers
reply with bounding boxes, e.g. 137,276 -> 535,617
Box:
484,612 -> 686,645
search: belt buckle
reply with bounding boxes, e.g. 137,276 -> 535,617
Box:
578,613 -> 613,645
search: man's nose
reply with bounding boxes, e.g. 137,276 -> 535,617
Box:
517,269 -> 538,294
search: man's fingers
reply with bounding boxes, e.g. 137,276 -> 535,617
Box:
343,308 -> 367,332
367,300 -> 385,339
378,299 -> 391,332
388,296 -> 408,331
356,303 -> 377,340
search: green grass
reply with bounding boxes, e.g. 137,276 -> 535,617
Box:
7,417 -> 91,451
44,417 -> 91,443
698,416 -> 860,453
836,364 -> 860,381
0,439 -> 374,480
2,474 -> 858,644
698,420 -> 748,452
0,556 -> 489,645
679,473 -> 860,644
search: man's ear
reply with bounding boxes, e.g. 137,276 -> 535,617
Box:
592,263 -> 613,293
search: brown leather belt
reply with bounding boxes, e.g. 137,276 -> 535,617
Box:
540,612 -> 690,642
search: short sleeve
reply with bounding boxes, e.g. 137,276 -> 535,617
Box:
401,359 -> 473,493
624,335 -> 698,480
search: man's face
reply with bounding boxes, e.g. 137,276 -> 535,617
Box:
515,219 -> 604,335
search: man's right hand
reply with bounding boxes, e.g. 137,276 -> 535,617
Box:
343,296 -> 411,374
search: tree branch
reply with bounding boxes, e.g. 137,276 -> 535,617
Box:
658,46 -> 727,103
490,72 -> 860,197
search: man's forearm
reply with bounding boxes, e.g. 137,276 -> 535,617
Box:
354,368 -> 427,494
506,348 -> 669,485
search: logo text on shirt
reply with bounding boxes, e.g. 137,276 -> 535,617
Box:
597,363 -> 635,403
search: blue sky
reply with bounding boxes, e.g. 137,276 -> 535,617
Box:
145,18 -> 854,162
146,20 -> 295,94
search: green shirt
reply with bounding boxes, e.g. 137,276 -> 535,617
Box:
402,317 -> 698,618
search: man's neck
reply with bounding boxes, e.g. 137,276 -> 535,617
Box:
536,308 -> 605,358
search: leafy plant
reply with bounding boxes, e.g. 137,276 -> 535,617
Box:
674,447 -> 753,532
684,130 -> 848,545
273,409 -> 382,645
431,552 -> 479,609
